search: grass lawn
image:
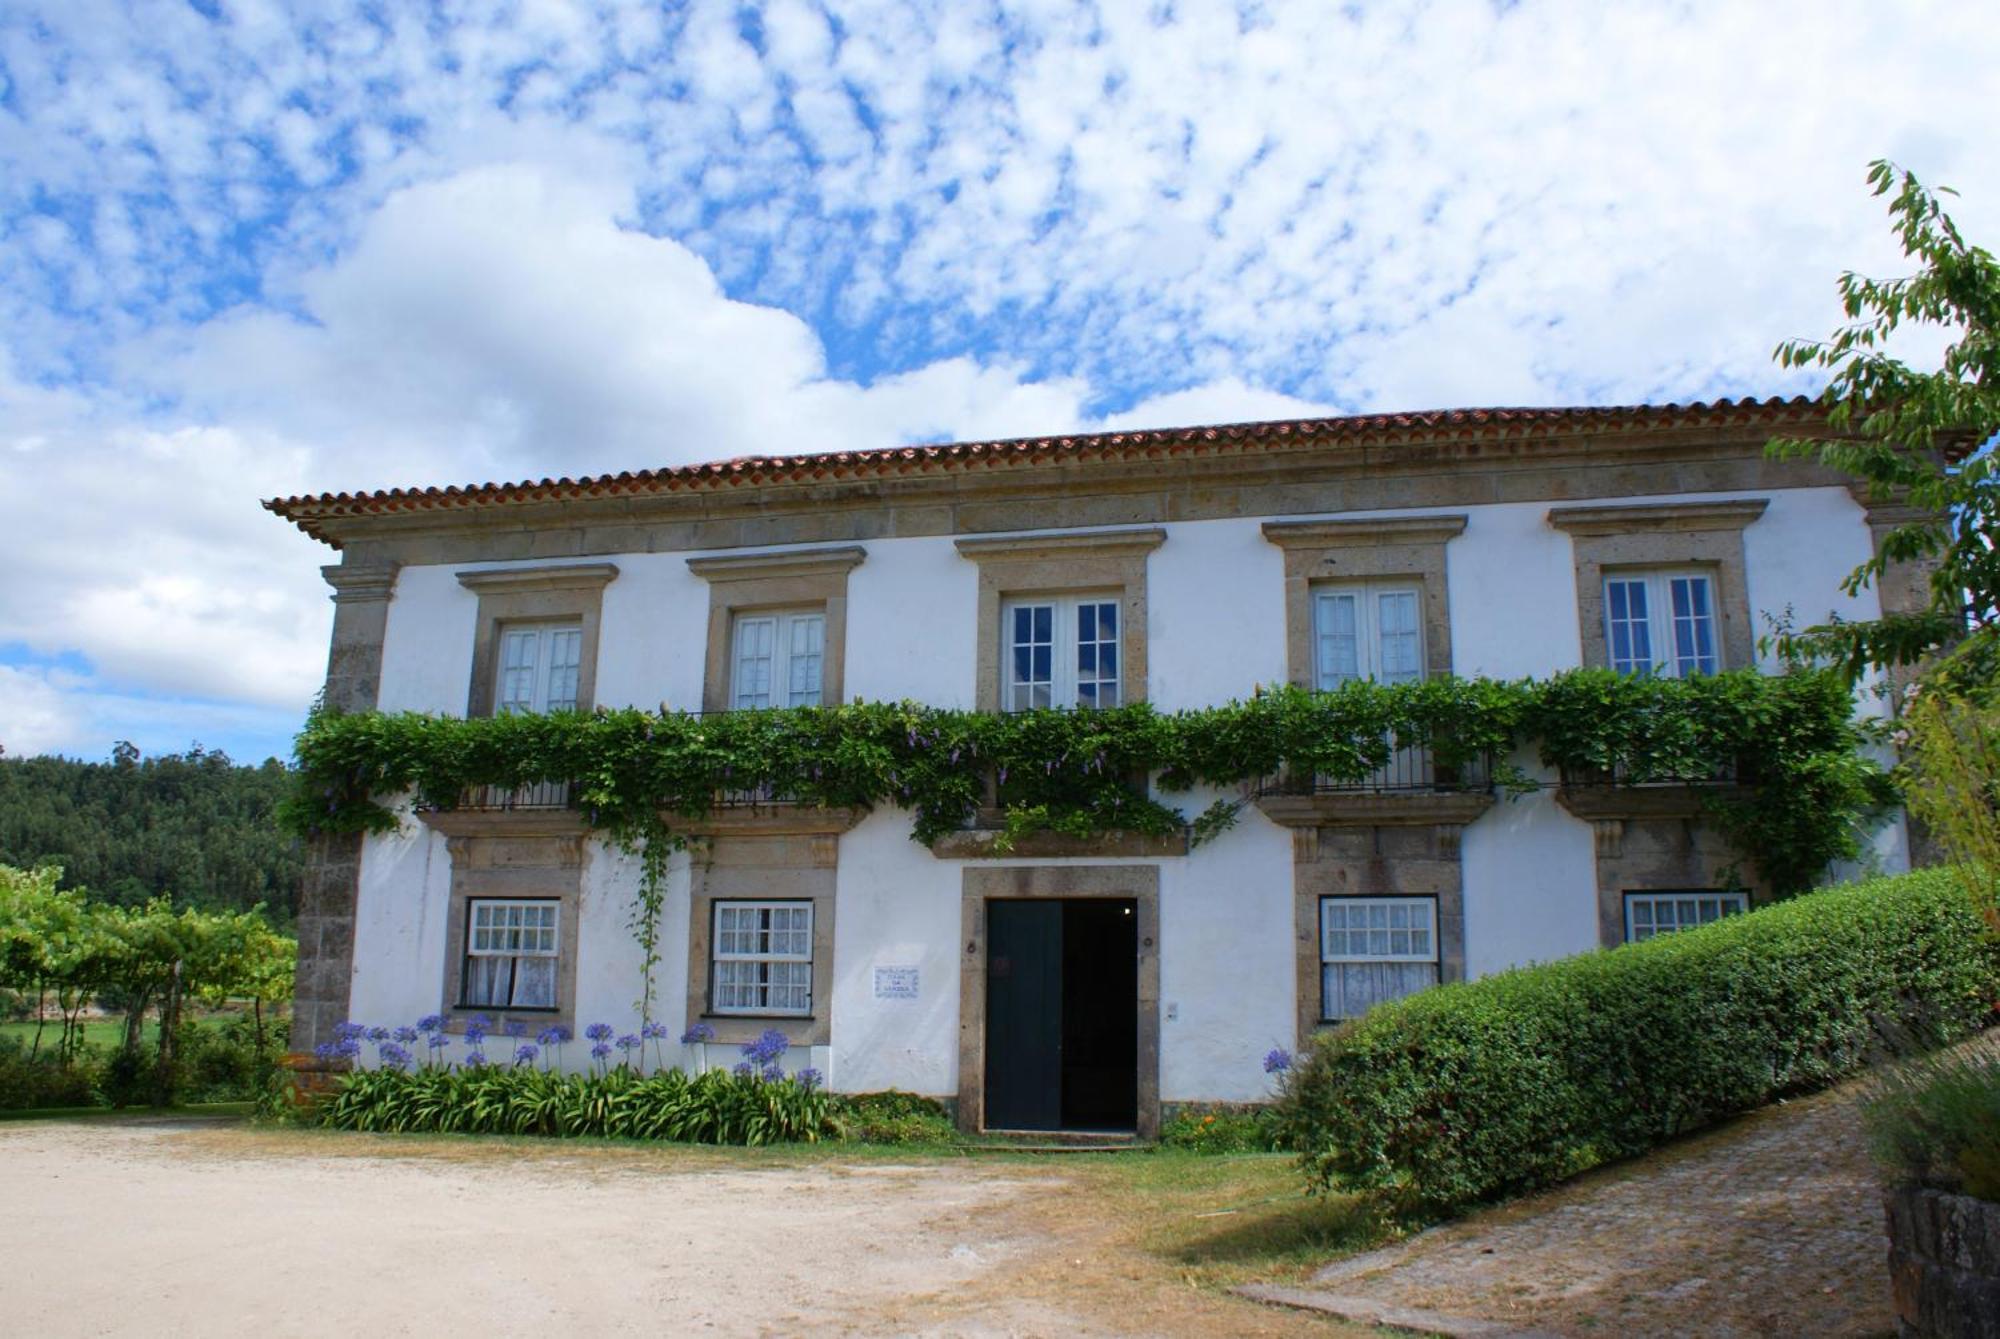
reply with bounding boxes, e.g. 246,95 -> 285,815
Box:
0,1017 -> 128,1049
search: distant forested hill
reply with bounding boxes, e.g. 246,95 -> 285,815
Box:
0,744 -> 302,925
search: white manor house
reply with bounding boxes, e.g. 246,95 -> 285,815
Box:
268,398 -> 1924,1136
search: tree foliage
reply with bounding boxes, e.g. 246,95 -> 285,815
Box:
0,745 -> 304,924
1770,159 -> 2000,681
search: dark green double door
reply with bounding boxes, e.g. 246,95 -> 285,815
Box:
984,899 -> 1138,1132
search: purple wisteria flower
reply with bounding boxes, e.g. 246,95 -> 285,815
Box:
1262,1047 -> 1294,1075
392,1026 -> 419,1044
377,1042 -> 413,1070
537,1025 -> 572,1046
463,1049 -> 487,1068
679,1022 -> 716,1045
504,1020 -> 528,1040
416,1014 -> 444,1034
795,1067 -> 823,1092
584,1022 -> 615,1043
740,1028 -> 789,1066
513,1044 -> 539,1066
365,1025 -> 391,1043
590,1042 -> 613,1062
731,1061 -> 754,1078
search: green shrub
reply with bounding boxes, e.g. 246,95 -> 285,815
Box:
1277,867 -> 2000,1216
0,1035 -> 101,1109
317,1064 -> 834,1145
1865,1046 -> 2000,1201
1159,1104 -> 1284,1154
828,1090 -> 957,1144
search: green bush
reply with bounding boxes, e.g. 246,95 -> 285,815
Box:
1159,1104 -> 1285,1154
1277,867 -> 2000,1216
1865,1046 -> 2000,1201
317,1063 -> 834,1145
0,1035 -> 101,1109
828,1090 -> 957,1144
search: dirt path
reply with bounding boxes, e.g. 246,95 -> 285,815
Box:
1244,1073 -> 1898,1338
0,1120 -> 1356,1338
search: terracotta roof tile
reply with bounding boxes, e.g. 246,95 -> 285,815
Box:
265,395 -> 1824,543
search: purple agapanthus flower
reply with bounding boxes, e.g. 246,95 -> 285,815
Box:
640,1020 -> 668,1041
377,1042 -> 413,1070
795,1067 -> 823,1092
416,1014 -> 444,1034
731,1061 -> 754,1078
1262,1047 -> 1294,1074
313,1041 -> 340,1061
365,1025 -> 391,1042
471,1013 -> 494,1029
538,1025 -> 572,1046
740,1028 -> 790,1066
513,1044 -> 539,1066
334,1021 -> 367,1043
760,1063 -> 784,1082
463,1049 -> 487,1068
616,1034 -> 642,1053
584,1022 -> 614,1042
501,1020 -> 526,1040
427,1033 -> 451,1049
680,1022 -> 716,1045
590,1042 -> 613,1061
392,1026 -> 419,1044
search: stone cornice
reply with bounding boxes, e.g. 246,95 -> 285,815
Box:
1546,498 -> 1769,536
455,562 -> 621,594
928,825 -> 1189,859
685,545 -> 867,584
1554,783 -> 1749,822
417,803 -> 867,840
954,526 -> 1168,562
1261,514 -> 1468,549
321,562 -> 399,603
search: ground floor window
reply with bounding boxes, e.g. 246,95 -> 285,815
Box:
1320,896 -> 1438,1020
461,898 -> 560,1010
1623,890 -> 1748,942
712,900 -> 813,1015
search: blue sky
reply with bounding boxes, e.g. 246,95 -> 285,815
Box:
1,0 -> 1995,764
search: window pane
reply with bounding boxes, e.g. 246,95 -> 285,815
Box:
1605,579 -> 1653,675
1377,592 -> 1422,684
734,617 -> 776,708
497,629 -> 541,713
1669,577 -> 1718,677
544,627 -> 583,711
1315,593 -> 1360,688
786,614 -> 825,706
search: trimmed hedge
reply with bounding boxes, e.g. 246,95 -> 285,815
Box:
1277,867 -> 2000,1216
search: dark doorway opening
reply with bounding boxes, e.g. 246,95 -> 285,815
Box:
984,898 -> 1138,1132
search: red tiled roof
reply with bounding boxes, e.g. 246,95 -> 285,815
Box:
265,395 -> 1824,543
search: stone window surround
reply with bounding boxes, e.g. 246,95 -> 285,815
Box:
1547,499 -> 1768,673
1554,785 -> 1768,948
685,546 -> 866,713
422,814 -> 587,1035
684,832 -> 840,1048
458,563 -> 620,717
955,864 -> 1162,1140
1261,515 -> 1467,688
954,527 -> 1166,713
1314,890 -> 1441,1022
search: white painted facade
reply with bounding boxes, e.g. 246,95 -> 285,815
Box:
344,482 -> 1898,1109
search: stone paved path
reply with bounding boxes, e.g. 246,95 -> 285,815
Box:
1245,1072 -> 1897,1337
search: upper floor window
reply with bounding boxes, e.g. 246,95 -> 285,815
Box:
1003,595 -> 1120,709
1313,584 -> 1424,688
732,610 -> 826,708
496,623 -> 583,713
1603,570 -> 1718,677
